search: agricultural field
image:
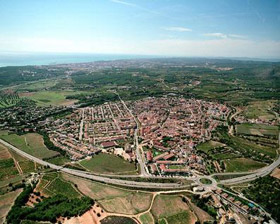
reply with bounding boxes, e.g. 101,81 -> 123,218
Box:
36,172 -> 81,198
240,100 -> 277,121
22,90 -> 79,106
7,148 -> 38,174
79,153 -> 138,175
236,123 -> 279,138
0,132 -> 59,160
62,173 -> 153,215
151,194 -> 196,223
0,189 -> 22,224
224,158 -> 266,172
0,91 -> 20,108
0,144 -> 19,181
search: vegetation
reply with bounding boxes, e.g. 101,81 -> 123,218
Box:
242,176 -> 280,222
224,158 -> 266,172
37,172 -> 81,198
101,216 -> 137,224
0,133 -> 59,159
80,153 -> 137,174
7,185 -> 93,224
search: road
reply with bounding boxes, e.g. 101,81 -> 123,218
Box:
117,93 -> 149,177
0,138 -> 185,189
219,131 -> 280,185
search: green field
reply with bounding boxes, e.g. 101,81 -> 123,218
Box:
200,178 -> 212,185
236,123 -> 279,137
151,194 -> 194,222
24,90 -> 77,106
224,158 -> 266,172
166,211 -> 191,224
197,140 -> 224,153
37,173 -> 81,198
241,101 -> 276,121
0,132 -> 59,159
46,156 -> 71,166
80,153 -> 137,174
0,144 -> 19,181
140,212 -> 154,224
0,158 -> 18,181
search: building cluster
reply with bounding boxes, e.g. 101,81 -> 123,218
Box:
130,97 -> 230,176
0,101 -> 69,131
45,102 -> 136,160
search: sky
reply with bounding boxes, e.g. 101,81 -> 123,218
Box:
0,0 -> 280,59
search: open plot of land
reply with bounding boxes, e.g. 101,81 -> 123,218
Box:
140,212 -> 154,224
271,168 -> 280,179
45,156 -> 70,166
224,158 -> 266,172
0,188 -> 22,224
231,135 -> 277,158
36,172 -> 81,198
151,194 -> 196,223
80,153 -> 138,175
0,133 -> 59,160
62,173 -> 153,215
241,101 -> 276,121
0,144 -> 19,181
187,199 -> 214,223
236,123 -> 279,137
197,140 -> 225,153
23,90 -> 75,106
22,90 -> 90,106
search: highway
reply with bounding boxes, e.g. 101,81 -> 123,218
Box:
0,138 -> 186,189
219,132 -> 280,185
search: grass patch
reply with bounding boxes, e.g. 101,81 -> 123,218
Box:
200,178 -> 212,185
0,133 -> 59,160
151,194 -> 193,220
236,123 -> 279,137
101,216 -> 137,224
46,156 -> 71,166
140,212 -> 154,224
197,140 -> 224,153
80,153 -> 137,174
24,90 -> 89,106
38,173 -> 81,199
166,211 -> 190,224
224,158 -> 266,172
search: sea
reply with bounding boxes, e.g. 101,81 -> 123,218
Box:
0,52 -> 157,67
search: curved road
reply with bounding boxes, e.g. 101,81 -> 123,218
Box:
0,139 -> 186,190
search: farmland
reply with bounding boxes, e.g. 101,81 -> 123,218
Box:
224,158 -> 266,172
79,153 -> 138,175
240,100 -> 277,121
0,144 -> 19,181
151,194 -> 196,223
236,123 -> 279,138
0,132 -> 59,160
36,172 -> 81,199
23,90 -> 79,106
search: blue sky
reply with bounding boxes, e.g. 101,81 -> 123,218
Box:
0,0 -> 280,58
